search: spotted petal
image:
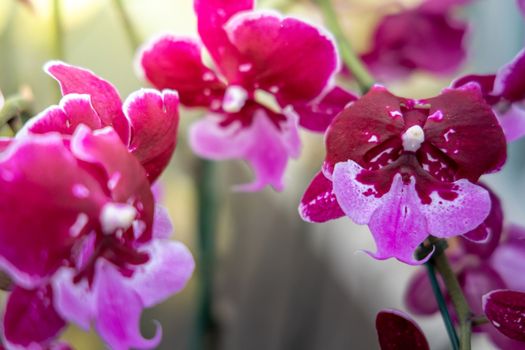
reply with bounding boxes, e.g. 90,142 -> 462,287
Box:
299,171 -> 344,223
332,160 -> 490,264
483,289 -> 525,342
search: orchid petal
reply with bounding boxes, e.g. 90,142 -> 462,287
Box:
483,289 -> 525,342
153,205 -> 174,239
128,240 -> 194,307
404,270 -> 439,315
52,268 -> 94,331
124,89 -> 180,182
20,94 -> 101,136
333,161 -> 428,264
494,48 -> 525,102
194,0 -> 253,79
225,12 -> 338,104
190,109 -> 300,191
460,265 -> 506,316
299,171 -> 344,223
425,86 -> 507,181
94,262 -> 161,350
498,104 -> 525,142
376,309 -> 430,350
294,86 -> 357,133
461,185 -> 503,258
3,286 -> 65,349
139,36 -> 226,108
45,61 -> 130,144
0,133 -> 105,287
491,226 -> 525,292
419,179 -> 490,239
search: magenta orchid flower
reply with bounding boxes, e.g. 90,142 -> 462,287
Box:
0,63 -> 194,349
453,48 -> 525,142
406,223 -> 525,349
300,84 -> 506,264
138,0 -> 356,191
361,0 -> 469,80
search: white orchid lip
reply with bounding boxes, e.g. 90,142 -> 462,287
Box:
100,203 -> 137,234
402,125 -> 425,152
222,85 -> 248,113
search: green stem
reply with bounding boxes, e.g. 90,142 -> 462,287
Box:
112,0 -> 141,51
192,160 -> 218,350
430,238 -> 473,350
425,262 -> 459,350
0,94 -> 33,132
316,0 -> 375,93
51,0 -> 64,60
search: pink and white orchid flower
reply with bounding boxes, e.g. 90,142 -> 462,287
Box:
138,0 -> 356,191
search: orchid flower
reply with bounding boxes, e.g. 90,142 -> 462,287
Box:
300,83 -> 506,264
453,48 -> 525,142
138,0 -> 356,191
361,0 -> 469,80
0,63 -> 194,349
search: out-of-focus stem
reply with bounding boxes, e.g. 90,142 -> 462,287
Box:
192,159 -> 218,350
316,0 -> 375,93
112,0 -> 141,51
430,237 -> 473,350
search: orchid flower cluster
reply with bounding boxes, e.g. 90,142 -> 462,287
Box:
1,0 -> 525,348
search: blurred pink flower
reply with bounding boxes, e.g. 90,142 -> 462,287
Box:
139,0 -> 356,191
453,48 -> 525,142
361,0 -> 469,80
300,84 -> 506,264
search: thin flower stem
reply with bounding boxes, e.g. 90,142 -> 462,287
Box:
429,237 -> 473,350
51,0 -> 64,60
192,159 -> 218,350
316,0 -> 375,93
425,262 -> 460,350
111,0 -> 141,51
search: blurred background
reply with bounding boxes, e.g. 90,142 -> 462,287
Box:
0,0 -> 524,349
